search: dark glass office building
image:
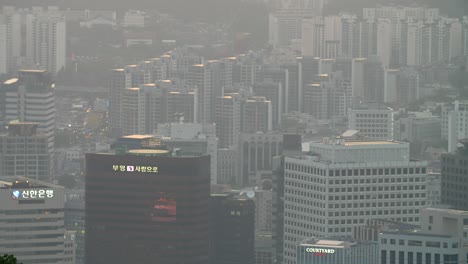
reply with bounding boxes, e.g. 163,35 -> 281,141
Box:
441,140 -> 468,210
85,150 -> 210,264
210,194 -> 255,264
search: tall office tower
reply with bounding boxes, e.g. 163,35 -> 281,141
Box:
252,81 -> 283,128
384,69 -> 400,104
296,237 -> 379,264
443,101 -> 468,152
281,63 -> 301,113
152,81 -> 198,126
149,58 -> 168,81
217,148 -> 238,185
441,140 -> 468,210
4,71 -> 55,176
215,94 -> 241,148
351,58 -> 367,99
449,20 -> 463,59
363,6 -> 440,21
302,83 -> 329,119
25,13 -> 66,74
407,18 -> 454,66
156,123 -> 218,185
351,57 -> 384,102
233,52 -> 263,85
271,135 -> 302,264
210,194 -> 255,264
0,12 -> 21,76
328,73 -> 351,118
283,132 -> 428,264
166,88 -> 198,123
334,56 -> 352,80
348,102 -> 394,140
242,97 -> 272,133
301,16 -> 342,58
463,16 -> 468,56
65,189 -> 85,264
186,62 -> 221,123
0,123 -> 50,181
109,68 -> 126,137
340,15 -> 378,59
297,56 -> 319,88
238,132 -> 283,187
260,65 -> 289,115
365,7 -> 440,66
379,208 -> 468,264
395,68 -> 420,107
86,150 -> 210,264
0,177 -> 75,264
121,87 -> 145,135
108,64 -> 151,137
319,59 -> 335,74
269,12 -> 306,48
377,18 -> 393,67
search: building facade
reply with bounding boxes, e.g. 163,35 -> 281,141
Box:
85,151 -> 211,264
296,237 -> 379,264
0,123 -> 51,181
283,134 -> 428,264
0,177 -> 73,264
441,140 -> 468,211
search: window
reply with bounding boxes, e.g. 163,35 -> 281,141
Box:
425,253 -> 431,264
417,253 -> 422,264
381,250 -> 387,264
399,252 -> 405,264
408,240 -> 422,246
426,241 -> 440,248
408,252 -> 414,264
390,251 -> 395,264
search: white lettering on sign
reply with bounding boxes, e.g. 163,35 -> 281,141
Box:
305,248 -> 336,254
112,165 -> 159,173
11,189 -> 54,200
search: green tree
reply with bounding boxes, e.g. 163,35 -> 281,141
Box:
0,254 -> 21,264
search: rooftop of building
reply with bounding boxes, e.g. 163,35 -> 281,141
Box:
300,236 -> 376,247
127,149 -> 171,156
18,69 -> 47,73
122,134 -> 155,140
0,176 -> 62,189
3,78 -> 18,85
424,207 -> 468,216
317,130 -> 403,147
381,230 -> 452,239
342,141 -> 399,146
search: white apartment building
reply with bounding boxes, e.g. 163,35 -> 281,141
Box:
0,12 -> 21,75
121,87 -> 146,136
442,100 -> 468,152
348,104 -> 394,140
380,208 -> 468,264
26,13 -> 66,74
283,134 -> 428,264
0,177 -> 75,264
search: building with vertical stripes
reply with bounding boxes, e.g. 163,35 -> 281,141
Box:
85,150 -> 210,264
296,237 -> 378,264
